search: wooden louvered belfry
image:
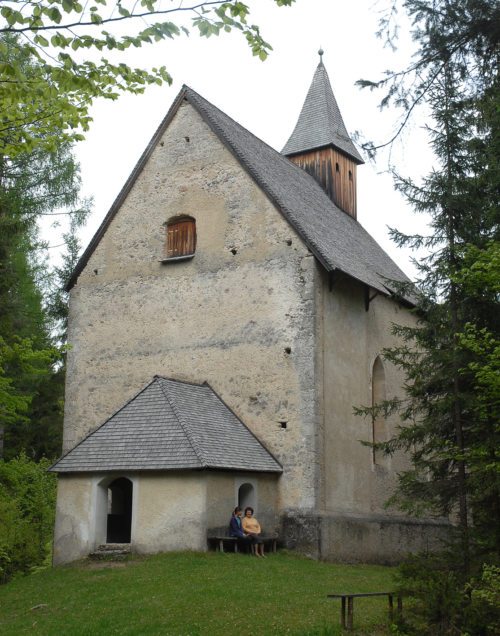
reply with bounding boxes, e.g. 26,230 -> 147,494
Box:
290,148 -> 358,218
165,217 -> 196,258
282,50 -> 364,219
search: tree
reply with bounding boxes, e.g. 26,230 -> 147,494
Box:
357,0 -> 499,158
0,37 -> 91,459
0,453 -> 57,582
0,1 -> 295,156
354,6 -> 498,631
356,0 -> 499,577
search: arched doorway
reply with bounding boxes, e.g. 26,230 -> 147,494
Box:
238,482 -> 255,511
106,477 -> 133,543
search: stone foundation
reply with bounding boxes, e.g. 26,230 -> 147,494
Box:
281,511 -> 449,564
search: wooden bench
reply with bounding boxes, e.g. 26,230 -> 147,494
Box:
327,592 -> 404,631
207,536 -> 238,553
207,535 -> 278,554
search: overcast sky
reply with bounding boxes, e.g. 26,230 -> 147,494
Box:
51,0 -> 433,279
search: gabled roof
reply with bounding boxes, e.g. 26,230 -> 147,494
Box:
281,60 -> 364,164
49,377 -> 283,474
67,85 -> 411,300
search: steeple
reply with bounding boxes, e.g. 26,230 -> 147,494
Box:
282,52 -> 364,218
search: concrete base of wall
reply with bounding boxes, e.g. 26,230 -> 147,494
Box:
281,511 -> 450,564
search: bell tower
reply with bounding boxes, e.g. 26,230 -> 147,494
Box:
282,50 -> 364,219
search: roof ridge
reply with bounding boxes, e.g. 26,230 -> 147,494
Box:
185,86 -> 291,164
156,377 -> 207,468
154,374 -> 205,388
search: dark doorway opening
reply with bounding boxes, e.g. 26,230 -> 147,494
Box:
106,477 -> 133,543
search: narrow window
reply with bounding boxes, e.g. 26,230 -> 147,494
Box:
164,216 -> 196,259
372,356 -> 387,465
335,162 -> 340,173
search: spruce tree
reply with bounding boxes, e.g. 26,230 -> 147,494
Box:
357,0 -> 499,574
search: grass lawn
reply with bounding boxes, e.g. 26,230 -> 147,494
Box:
0,551 -> 399,635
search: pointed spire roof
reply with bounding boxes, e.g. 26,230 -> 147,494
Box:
282,54 -> 364,164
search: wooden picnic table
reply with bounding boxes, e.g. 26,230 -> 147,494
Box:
327,591 -> 403,630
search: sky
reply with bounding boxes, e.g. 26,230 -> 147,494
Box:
53,0 -> 433,279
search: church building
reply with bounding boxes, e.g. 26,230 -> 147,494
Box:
50,55 -> 444,565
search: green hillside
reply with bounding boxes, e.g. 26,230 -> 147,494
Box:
0,552 -> 397,635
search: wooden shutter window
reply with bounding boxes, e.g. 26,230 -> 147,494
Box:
165,218 -> 196,259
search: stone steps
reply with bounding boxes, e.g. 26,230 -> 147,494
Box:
89,543 -> 131,560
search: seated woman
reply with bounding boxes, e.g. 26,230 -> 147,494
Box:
242,506 -> 265,557
228,506 -> 253,551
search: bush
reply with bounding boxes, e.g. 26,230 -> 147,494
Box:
0,453 -> 56,583
394,554 -> 500,635
394,553 -> 464,635
464,565 -> 500,635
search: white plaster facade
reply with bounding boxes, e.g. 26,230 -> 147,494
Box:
54,472 -> 279,564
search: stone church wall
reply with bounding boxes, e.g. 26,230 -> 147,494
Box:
307,273 -> 449,561
320,274 -> 413,518
63,101 -> 321,513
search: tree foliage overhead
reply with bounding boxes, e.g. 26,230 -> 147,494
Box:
0,0 -> 295,155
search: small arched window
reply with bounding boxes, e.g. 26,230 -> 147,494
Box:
164,216 -> 196,260
238,482 -> 255,511
372,356 -> 387,466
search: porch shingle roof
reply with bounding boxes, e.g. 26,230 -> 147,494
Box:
49,377 -> 282,474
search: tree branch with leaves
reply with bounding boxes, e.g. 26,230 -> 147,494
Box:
0,0 -> 295,156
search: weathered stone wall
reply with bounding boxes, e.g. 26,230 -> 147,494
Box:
320,274 -> 414,519
63,101 -> 320,512
302,272 -> 450,561
281,512 -> 449,564
319,514 -> 448,564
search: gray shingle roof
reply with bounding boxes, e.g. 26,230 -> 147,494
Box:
184,87 -> 412,298
282,61 -> 364,164
49,377 -> 283,474
66,82 -> 412,301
